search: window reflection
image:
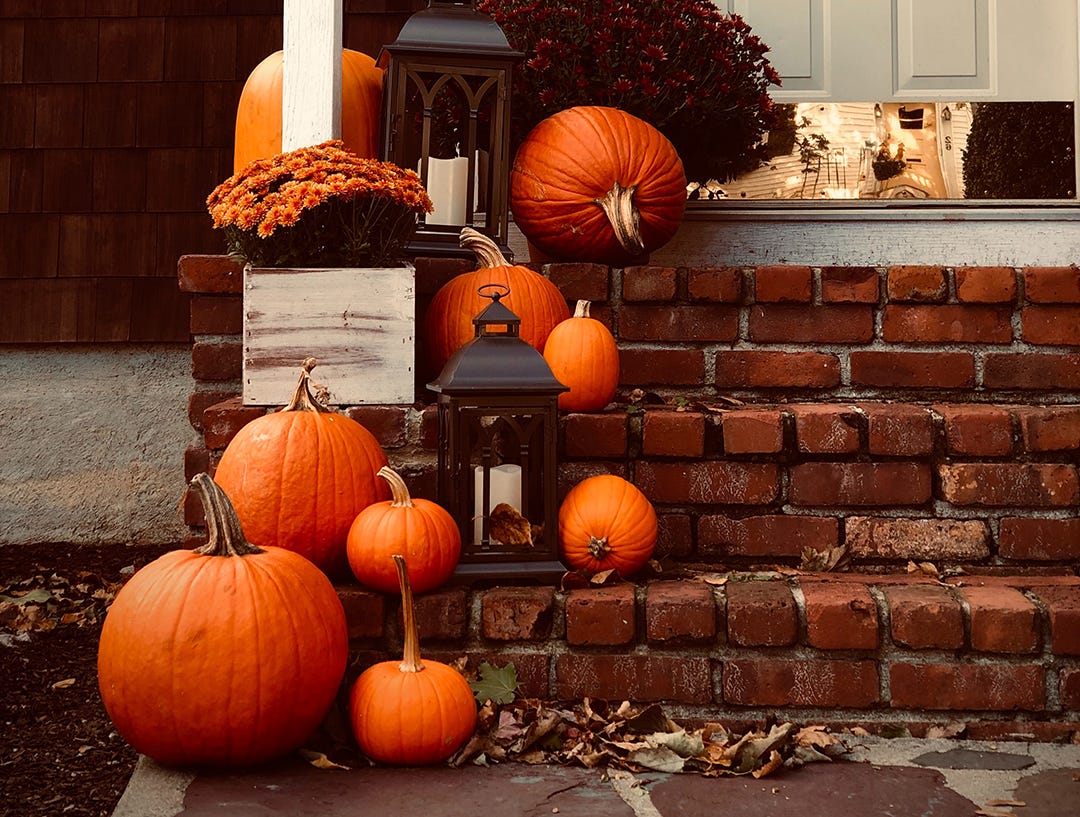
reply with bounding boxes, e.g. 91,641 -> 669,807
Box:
692,102 -> 1075,201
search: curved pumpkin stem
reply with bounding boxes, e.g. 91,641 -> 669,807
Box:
393,554 -> 424,674
573,300 -> 592,319
190,473 -> 263,557
587,536 -> 611,561
283,357 -> 332,413
460,227 -> 510,269
594,181 -> 645,257
378,466 -> 414,509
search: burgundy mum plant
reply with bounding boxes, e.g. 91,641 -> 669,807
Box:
476,0 -> 781,183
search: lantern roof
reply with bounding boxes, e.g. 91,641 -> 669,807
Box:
385,1 -> 522,59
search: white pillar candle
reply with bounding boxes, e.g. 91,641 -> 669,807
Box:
473,463 -> 522,544
424,156 -> 469,226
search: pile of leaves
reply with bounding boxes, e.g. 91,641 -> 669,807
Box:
0,563 -> 127,643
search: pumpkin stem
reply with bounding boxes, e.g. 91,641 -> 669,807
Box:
378,466 -> 414,509
460,227 -> 510,269
283,357 -> 332,413
190,473 -> 264,557
587,536 -> 611,561
594,181 -> 645,257
393,554 -> 425,674
573,300 -> 592,319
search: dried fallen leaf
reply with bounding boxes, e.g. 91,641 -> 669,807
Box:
488,503 -> 533,546
590,568 -> 617,585
925,721 -> 967,739
751,749 -> 785,778
975,810 -> 1017,817
985,801 -> 1025,808
299,749 -> 350,770
51,678 -> 75,690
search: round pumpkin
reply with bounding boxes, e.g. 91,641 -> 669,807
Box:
542,299 -> 619,411
213,358 -> 390,574
558,474 -> 657,577
347,466 -> 461,594
98,473 -> 348,768
510,106 -> 687,265
349,554 -> 477,765
424,227 -> 570,373
233,48 -> 383,172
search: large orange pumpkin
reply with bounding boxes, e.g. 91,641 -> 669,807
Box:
510,106 -> 687,265
233,48 -> 383,172
213,358 -> 390,574
558,474 -> 658,577
424,227 -> 570,373
98,473 -> 348,768
542,299 -> 620,411
349,554 -> 477,764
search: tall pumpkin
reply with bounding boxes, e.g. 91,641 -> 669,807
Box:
98,473 -> 348,768
423,227 -> 570,373
213,358 -> 390,573
233,48 -> 383,172
510,106 -> 687,265
542,300 -> 620,411
558,474 -> 657,577
349,554 -> 477,764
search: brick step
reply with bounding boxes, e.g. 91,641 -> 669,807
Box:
337,571 -> 1080,740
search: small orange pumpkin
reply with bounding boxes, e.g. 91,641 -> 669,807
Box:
349,554 -> 477,765
233,48 -> 383,172
98,474 -> 348,768
424,227 -> 570,373
558,474 -> 657,577
213,358 -> 390,574
347,466 -> 461,594
542,299 -> 620,411
511,106 -> 687,265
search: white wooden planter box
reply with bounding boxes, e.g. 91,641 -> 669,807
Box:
242,265 -> 415,406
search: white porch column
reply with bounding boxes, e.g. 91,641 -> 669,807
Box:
282,0 -> 343,150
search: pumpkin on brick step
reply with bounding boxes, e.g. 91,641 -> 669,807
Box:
97,473 -> 348,768
213,358 -> 390,574
233,48 -> 383,172
510,106 -> 687,266
347,466 -> 461,594
558,474 -> 657,577
423,227 -> 570,372
349,554 -> 477,765
542,299 -> 619,411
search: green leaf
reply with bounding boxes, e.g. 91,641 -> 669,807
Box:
469,661 -> 518,705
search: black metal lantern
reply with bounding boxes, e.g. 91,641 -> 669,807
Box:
428,284 -> 567,580
380,1 -> 522,259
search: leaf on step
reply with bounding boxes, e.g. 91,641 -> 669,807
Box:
925,721 -> 967,739
627,745 -> 686,773
751,749 -> 785,778
468,661 -> 518,705
907,560 -> 941,578
800,545 -> 850,572
646,729 -> 705,759
590,568 -> 617,585
299,749 -> 350,770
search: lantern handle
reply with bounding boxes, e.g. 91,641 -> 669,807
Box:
477,282 -> 510,302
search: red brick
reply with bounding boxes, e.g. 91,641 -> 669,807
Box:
453,652 -> 550,699
555,654 -> 713,703
656,513 -> 693,560
955,266 -> 1017,303
698,514 -> 838,559
1016,407 -> 1080,451
481,587 -> 556,641
959,586 -> 1039,654
801,581 -> 880,650
178,254 -> 243,294
619,348 -> 705,386
411,585 -> 470,639
557,462 -> 629,496
643,410 -> 705,457
938,463 -> 1079,507
790,462 -> 931,506
546,262 -> 610,302
183,445 -> 210,481
622,265 -> 677,301
850,351 -> 976,389
721,409 -> 785,454
726,581 -> 798,646
820,266 -> 880,303
749,304 -> 874,343
882,304 -> 1013,343
887,265 -> 947,302
884,585 -> 963,649
791,404 -> 861,454
687,266 -> 743,303
646,581 -> 717,644
619,305 -> 738,342
1030,587 -> 1080,655
984,353 -> 1080,389
861,404 -> 934,456
413,256 -> 473,296
345,405 -> 408,449
201,397 -> 266,449
1022,306 -> 1080,346
715,351 -> 841,389
189,293 -> 241,335
192,340 -> 242,382
187,388 -> 238,432
999,517 -> 1080,561
934,405 -> 1015,456
724,658 -> 879,707
637,461 -> 779,505
845,517 -> 990,562
420,404 -> 439,449
565,584 -> 637,646
889,663 -> 1045,711
754,265 -> 812,302
338,586 -> 386,640
1062,668 -> 1080,710
1023,266 -> 1080,303
564,412 -> 629,458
